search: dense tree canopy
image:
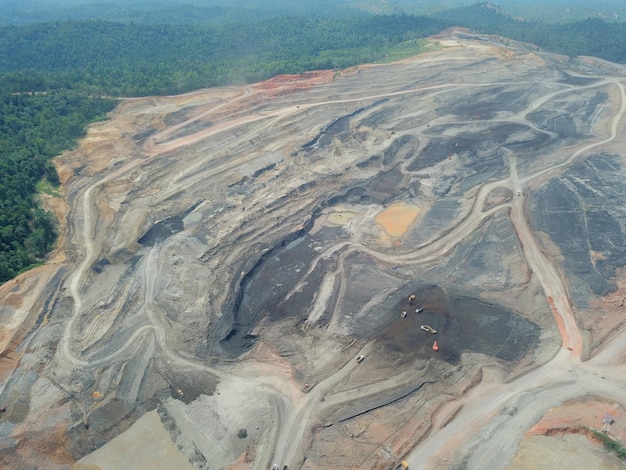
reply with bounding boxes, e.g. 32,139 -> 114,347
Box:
436,4 -> 626,63
0,91 -> 116,282
0,16 -> 447,96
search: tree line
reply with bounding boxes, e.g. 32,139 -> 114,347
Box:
0,91 -> 116,282
0,15 -> 447,96
436,3 -> 626,63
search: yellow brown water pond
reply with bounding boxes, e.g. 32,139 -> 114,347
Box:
375,202 -> 421,238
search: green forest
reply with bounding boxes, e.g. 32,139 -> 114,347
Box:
0,16 -> 447,96
0,92 -> 116,281
2,2 -> 626,283
437,4 -> 626,63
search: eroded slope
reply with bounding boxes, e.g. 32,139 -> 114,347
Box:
0,32 -> 625,470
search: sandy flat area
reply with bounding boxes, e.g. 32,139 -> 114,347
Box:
74,410 -> 193,470
506,434 -> 624,470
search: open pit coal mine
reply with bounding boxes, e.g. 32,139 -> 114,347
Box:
1,31 -> 626,470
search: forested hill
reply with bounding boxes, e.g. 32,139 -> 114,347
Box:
0,92 -> 116,282
2,6 -> 626,98
0,16 -> 446,97
436,3 -> 626,63
0,0 -> 355,26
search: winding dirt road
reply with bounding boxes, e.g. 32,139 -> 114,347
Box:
35,33 -> 626,470
404,77 -> 626,468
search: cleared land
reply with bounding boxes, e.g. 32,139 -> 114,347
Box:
0,30 -> 625,470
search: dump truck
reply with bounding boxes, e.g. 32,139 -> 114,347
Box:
395,461 -> 409,469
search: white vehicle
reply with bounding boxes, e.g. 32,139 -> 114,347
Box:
272,465 -> 278,470
356,355 -> 365,363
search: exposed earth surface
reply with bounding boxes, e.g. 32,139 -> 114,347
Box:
1,30 -> 626,469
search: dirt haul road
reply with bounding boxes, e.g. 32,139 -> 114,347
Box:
1,30 -> 626,470
274,68 -> 626,470
404,75 -> 626,468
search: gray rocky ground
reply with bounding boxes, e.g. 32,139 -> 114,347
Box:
0,30 -> 625,469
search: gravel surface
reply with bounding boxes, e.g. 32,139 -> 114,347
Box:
0,30 -> 625,470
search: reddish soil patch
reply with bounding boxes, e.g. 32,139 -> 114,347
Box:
224,451 -> 248,470
547,295 -> 576,353
579,266 -> 626,357
13,418 -> 74,467
253,70 -> 335,98
528,398 -> 626,443
374,202 -> 421,239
